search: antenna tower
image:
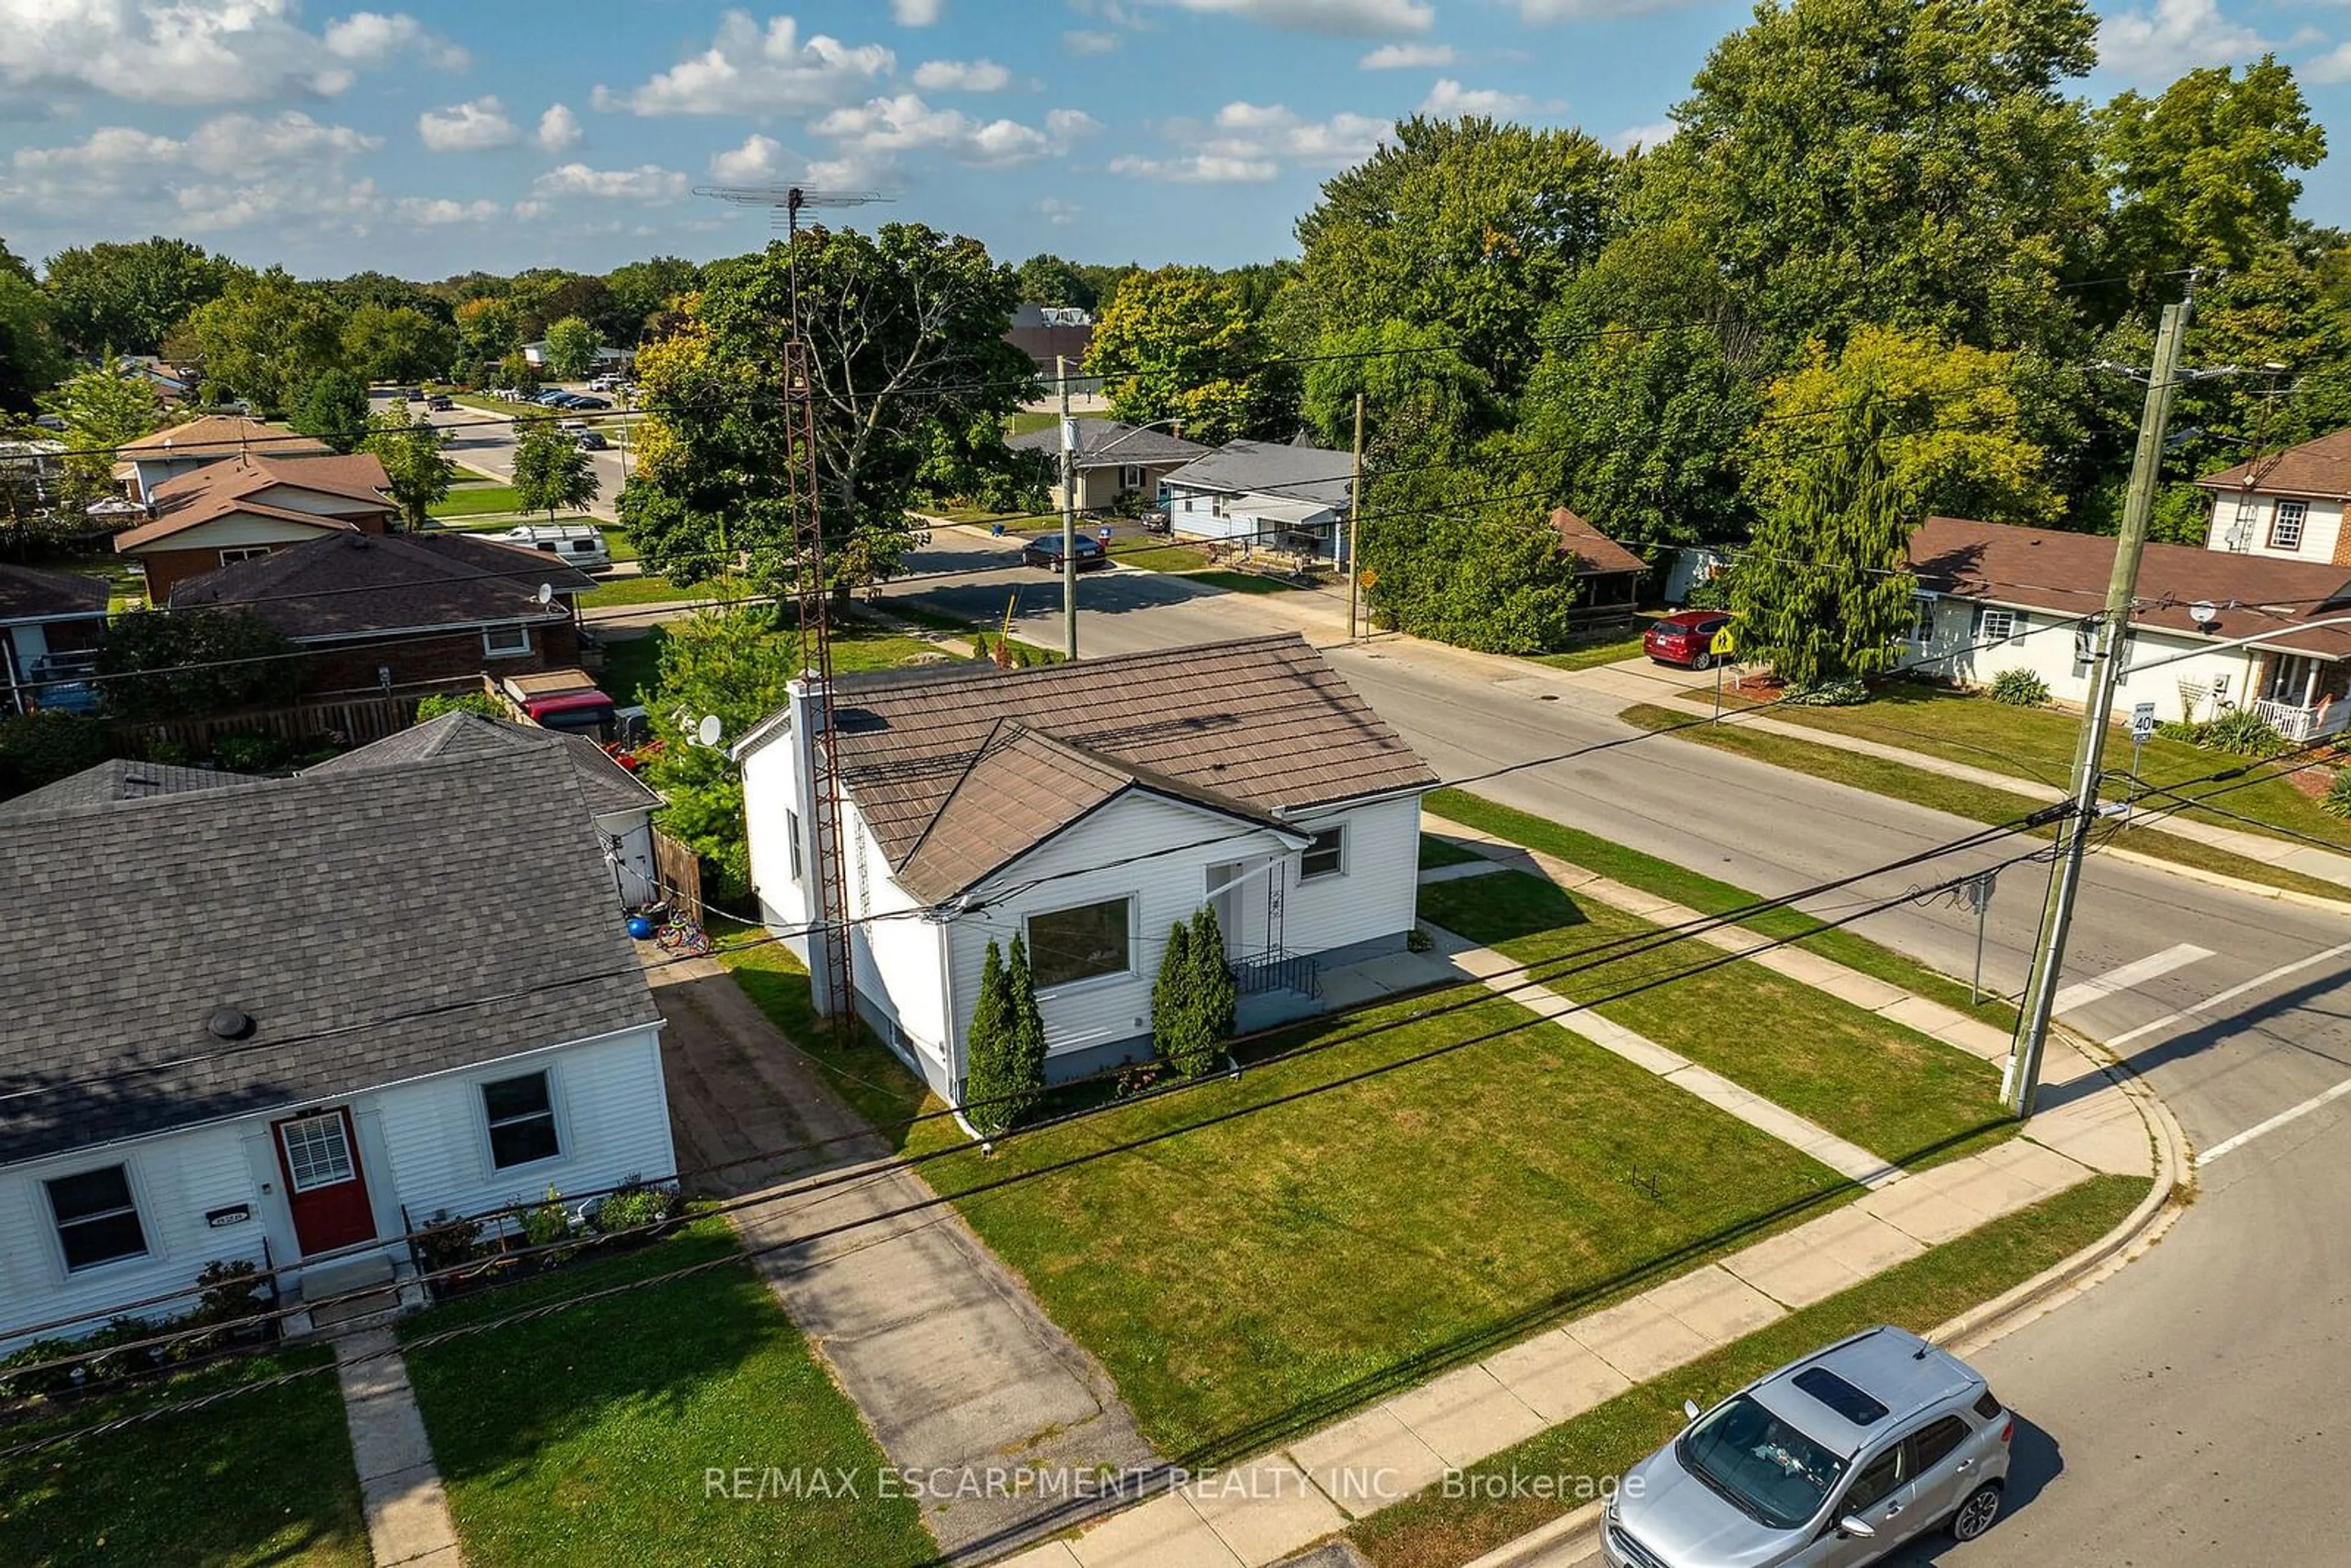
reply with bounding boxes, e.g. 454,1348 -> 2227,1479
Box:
696,182 -> 888,1029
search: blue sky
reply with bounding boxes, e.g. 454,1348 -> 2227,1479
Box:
1,0 -> 2346,282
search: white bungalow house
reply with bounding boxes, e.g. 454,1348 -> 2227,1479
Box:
0,743 -> 675,1351
1904,516 -> 2351,740
1157,440 -> 1355,565
735,635 -> 1438,1102
2199,426 -> 2351,563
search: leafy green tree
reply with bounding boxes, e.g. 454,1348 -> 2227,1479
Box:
415,691 -> 502,721
363,409 -> 456,529
0,712 -> 107,800
96,609 -> 302,718
508,271 -> 622,343
637,609 -> 800,902
1186,905 -> 1235,1056
498,351 -> 542,396
1360,451 -> 1585,653
40,236 -> 241,357
1084,266 -> 1278,443
1152,920 -> 1196,1067
37,364 -> 163,522
512,418 -> 600,520
1299,319 -> 1491,454
288,369 -> 370,454
623,224 -> 1032,595
604,257 -> 701,341
1730,387 -> 1918,689
181,268 -> 346,415
341,303 -> 458,384
0,253 -> 65,414
542,315 -> 602,380
455,296 -> 520,362
1015,253 -> 1095,310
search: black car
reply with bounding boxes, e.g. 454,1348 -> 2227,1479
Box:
1021,533 -> 1109,571
567,395 -> 612,410
574,431 -> 610,451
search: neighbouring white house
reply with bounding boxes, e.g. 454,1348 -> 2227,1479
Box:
1158,439 -> 1355,565
734,635 -> 1438,1103
111,414 -> 333,506
1004,417 -> 1214,514
0,743 -> 674,1351
1905,515 -> 2351,739
0,561 -> 110,716
2199,425 -> 2351,563
306,710 -> 664,908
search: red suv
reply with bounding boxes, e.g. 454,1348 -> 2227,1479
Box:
1644,610 -> 1734,669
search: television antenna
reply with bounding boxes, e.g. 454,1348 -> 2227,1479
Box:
692,181 -> 891,1032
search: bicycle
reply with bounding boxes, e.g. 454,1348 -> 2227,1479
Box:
655,911 -> 712,956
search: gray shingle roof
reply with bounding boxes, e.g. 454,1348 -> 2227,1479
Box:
309,711 -> 659,816
169,530 -> 591,640
0,760 -> 257,821
1157,440 -> 1354,508
1005,418 -> 1214,469
0,561 -> 110,623
810,634 -> 1436,901
0,747 -> 658,1168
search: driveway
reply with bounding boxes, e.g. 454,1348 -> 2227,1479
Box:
648,955 -> 1157,1563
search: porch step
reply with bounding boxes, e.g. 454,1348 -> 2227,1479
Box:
298,1251 -> 397,1302
306,1286 -> 406,1337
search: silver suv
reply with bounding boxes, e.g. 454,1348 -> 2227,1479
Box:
1605,1326 -> 2011,1567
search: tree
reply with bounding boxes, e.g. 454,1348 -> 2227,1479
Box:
363,409 -> 455,529
288,369 -> 370,454
636,609 -> 800,902
1729,387 -> 1918,689
1015,253 -> 1095,310
1003,934 -> 1049,1114
964,941 -> 1020,1135
1647,0 -> 2103,355
1187,905 -> 1234,1060
341,303 -> 459,384
38,364 -> 163,522
1084,266 -> 1277,444
181,268 -> 345,415
1152,920 -> 1196,1067
455,296 -> 520,362
604,257 -> 700,342
1149,911 -> 1237,1077
0,254 -> 66,414
0,712 -> 107,801
1299,319 -> 1490,454
542,315 -> 602,380
623,224 -> 1033,595
511,418 -> 599,520
40,236 -> 241,357
96,609 -> 302,719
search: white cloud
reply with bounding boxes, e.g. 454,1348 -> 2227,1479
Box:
536,103 -> 583,151
1520,0 -> 1685,19
1420,78 -> 1535,118
710,132 -> 790,181
1065,29 -> 1119,54
2097,0 -> 2267,79
2311,41 -> 2351,84
533,161 -> 691,202
891,0 -> 943,21
1360,42 -> 1454,68
1170,0 -> 1432,36
1606,119 -> 1676,152
511,198 -> 549,220
809,92 -> 1096,169
418,96 -> 518,152
595,10 -> 893,116
14,110 -> 378,178
1107,152 -> 1280,182
396,195 -> 502,225
3,108 -> 396,234
1037,195 -> 1080,227
0,0 -> 456,105
912,57 -> 1011,91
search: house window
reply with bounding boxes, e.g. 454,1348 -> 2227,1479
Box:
46,1165 -> 148,1272
1120,465 -> 1146,491
786,808 -> 804,883
1026,896 -> 1133,989
1974,607 -> 2020,643
1910,598 -> 1937,644
1211,493 -> 1227,518
279,1114 -> 356,1191
2271,500 -> 2309,551
482,1071 -> 560,1169
1300,826 -> 1346,880
217,546 -> 274,566
482,625 -> 532,658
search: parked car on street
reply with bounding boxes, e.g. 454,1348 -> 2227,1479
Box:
533,389 -> 571,405
568,395 -> 612,411
497,522 -> 612,572
1603,1326 -> 2012,1568
1021,533 -> 1109,571
1644,609 -> 1735,670
425,394 -> 453,411
574,431 -> 609,451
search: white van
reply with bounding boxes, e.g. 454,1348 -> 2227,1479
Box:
498,522 -> 612,573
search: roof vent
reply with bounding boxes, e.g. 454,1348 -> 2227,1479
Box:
206,1007 -> 255,1041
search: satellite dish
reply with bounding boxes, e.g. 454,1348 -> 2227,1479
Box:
537,581 -> 554,606
696,714 -> 724,748
2189,601 -> 2218,627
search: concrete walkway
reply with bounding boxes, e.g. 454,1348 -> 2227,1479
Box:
333,1328 -> 462,1567
650,959 -> 1155,1564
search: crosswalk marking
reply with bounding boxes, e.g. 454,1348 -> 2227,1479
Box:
2052,943 -> 2214,1016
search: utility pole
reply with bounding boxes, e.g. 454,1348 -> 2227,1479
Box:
1057,353 -> 1078,660
1347,391 -> 1365,641
2002,297 -> 2192,1117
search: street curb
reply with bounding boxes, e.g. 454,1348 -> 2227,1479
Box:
1455,1034 -> 2190,1568
2096,843 -> 2351,917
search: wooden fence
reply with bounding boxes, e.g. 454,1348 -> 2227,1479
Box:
651,828 -> 704,923
107,685 -> 448,760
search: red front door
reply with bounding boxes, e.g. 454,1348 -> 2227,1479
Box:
273,1109 -> 377,1256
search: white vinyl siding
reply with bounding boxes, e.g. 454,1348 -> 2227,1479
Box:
1908,596 -> 2263,726
2207,493 -> 2347,561
1283,796 -> 1421,955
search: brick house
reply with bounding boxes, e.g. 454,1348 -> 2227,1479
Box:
114,453 -> 397,603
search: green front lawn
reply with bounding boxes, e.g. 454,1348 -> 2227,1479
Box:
1006,410 -> 1059,436
1417,871 -> 2008,1168
901,991 -> 1852,1461
0,1346 -> 367,1567
1186,568 -> 1303,595
1618,704 -> 2351,906
429,482 -> 527,517
1351,1173 -> 2150,1568
402,1217 -> 933,1568
1419,833 -> 1483,869
1425,790 -> 2019,1030
1116,541 -> 1216,572
579,573 -> 702,609
1525,628 -> 1654,672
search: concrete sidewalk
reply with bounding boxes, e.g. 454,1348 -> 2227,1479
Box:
334,1328 -> 462,1567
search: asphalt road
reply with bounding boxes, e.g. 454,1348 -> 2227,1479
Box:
887,525 -> 2351,1567
369,389 -> 632,521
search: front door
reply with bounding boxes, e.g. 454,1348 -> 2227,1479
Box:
273,1109 -> 377,1256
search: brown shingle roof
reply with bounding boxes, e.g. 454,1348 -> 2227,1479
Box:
1548,508 -> 1648,577
2199,426 -> 2351,500
150,451 -> 392,512
815,634 -> 1436,899
1911,516 -> 2351,658
0,561 -> 108,623
116,415 -> 331,462
168,530 -> 591,640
